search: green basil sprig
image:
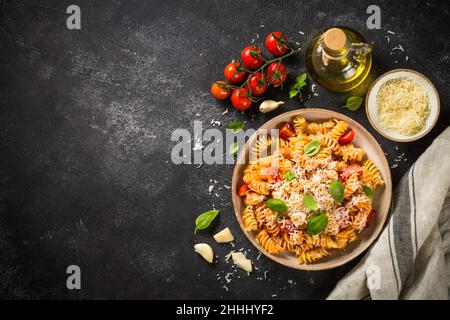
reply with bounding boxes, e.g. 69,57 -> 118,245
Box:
194,210 -> 220,234
303,194 -> 319,211
266,199 -> 288,212
342,96 -> 363,111
329,179 -> 344,204
229,142 -> 239,155
304,140 -> 321,157
289,73 -> 308,99
284,171 -> 296,181
363,186 -> 373,199
227,120 -> 246,134
307,212 -> 328,235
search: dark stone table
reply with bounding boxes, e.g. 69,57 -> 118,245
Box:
0,0 -> 448,299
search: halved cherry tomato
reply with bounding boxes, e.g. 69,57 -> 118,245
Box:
211,81 -> 231,100
246,72 -> 267,96
338,129 -> 355,145
279,122 -> 295,139
266,62 -> 287,87
238,184 -> 249,197
241,45 -> 264,70
224,62 -> 246,83
231,88 -> 252,110
272,173 -> 281,181
365,209 -> 377,228
265,32 -> 289,56
339,164 -> 363,182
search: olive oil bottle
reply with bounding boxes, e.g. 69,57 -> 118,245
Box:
305,27 -> 372,93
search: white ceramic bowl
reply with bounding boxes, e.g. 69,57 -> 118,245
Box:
232,109 -> 392,270
365,69 -> 440,142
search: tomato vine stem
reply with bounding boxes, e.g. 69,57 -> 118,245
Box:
239,47 -> 301,90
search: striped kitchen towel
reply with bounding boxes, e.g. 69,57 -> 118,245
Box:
328,127 -> 450,300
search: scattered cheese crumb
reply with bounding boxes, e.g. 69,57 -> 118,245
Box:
208,185 -> 214,193
222,108 -> 229,115
231,252 -> 252,272
387,30 -> 396,35
222,285 -> 229,292
210,119 -> 221,127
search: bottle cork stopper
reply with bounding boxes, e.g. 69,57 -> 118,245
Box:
324,28 -> 347,51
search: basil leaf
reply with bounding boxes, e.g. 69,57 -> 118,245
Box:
284,171 -> 296,181
304,140 -> 321,157
194,209 -> 220,234
266,198 -> 288,213
363,185 -> 373,199
293,73 -> 308,89
303,194 -> 318,211
229,142 -> 239,155
227,120 -> 246,134
289,89 -> 299,99
329,179 -> 345,204
288,73 -> 307,99
342,96 -> 363,111
307,212 -> 328,235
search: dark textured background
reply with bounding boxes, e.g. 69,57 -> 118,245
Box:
0,0 -> 449,299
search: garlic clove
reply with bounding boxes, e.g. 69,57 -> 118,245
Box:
259,100 -> 284,113
194,243 -> 214,263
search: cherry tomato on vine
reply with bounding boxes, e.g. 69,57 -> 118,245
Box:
224,62 -> 246,83
338,164 -> 363,182
279,122 -> 295,139
241,45 -> 264,70
237,184 -> 249,197
265,32 -> 289,56
246,72 -> 267,96
231,88 -> 252,110
266,62 -> 287,86
338,129 -> 355,145
211,81 -> 231,100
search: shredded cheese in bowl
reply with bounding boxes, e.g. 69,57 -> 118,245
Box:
376,77 -> 430,136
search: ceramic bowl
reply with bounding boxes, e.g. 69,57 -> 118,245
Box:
366,69 -> 440,142
231,109 -> 392,270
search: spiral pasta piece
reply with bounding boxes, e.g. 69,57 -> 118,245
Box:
256,230 -> 284,254
242,206 -> 258,231
293,115 -> 307,134
362,160 -> 384,189
328,120 -> 348,139
297,247 -> 329,264
338,144 -> 365,162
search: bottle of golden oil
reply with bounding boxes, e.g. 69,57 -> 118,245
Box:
305,27 -> 372,93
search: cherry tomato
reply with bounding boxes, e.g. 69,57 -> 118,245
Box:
237,184 -> 249,197
339,164 -> 363,182
365,209 -> 377,228
338,129 -> 355,145
266,62 -> 287,87
265,32 -> 289,56
211,81 -> 231,100
279,122 -> 295,139
246,72 -> 267,96
231,88 -> 252,110
272,173 -> 281,181
224,62 -> 246,83
241,45 -> 264,70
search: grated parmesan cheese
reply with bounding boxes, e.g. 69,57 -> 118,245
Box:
377,77 -> 430,136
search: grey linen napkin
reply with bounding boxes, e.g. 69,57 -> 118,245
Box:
328,127 -> 450,300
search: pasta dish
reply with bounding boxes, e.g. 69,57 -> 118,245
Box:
238,116 -> 384,264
